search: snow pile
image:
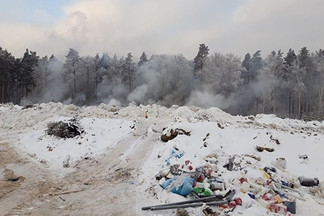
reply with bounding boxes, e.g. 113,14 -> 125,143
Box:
0,102 -> 324,215
18,117 -> 134,169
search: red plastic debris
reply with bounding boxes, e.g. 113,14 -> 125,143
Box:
262,193 -> 272,201
239,177 -> 247,184
196,174 -> 205,182
219,204 -> 229,209
229,201 -> 237,208
234,198 -> 243,206
269,203 -> 287,214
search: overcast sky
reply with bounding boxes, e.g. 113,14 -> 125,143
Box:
0,0 -> 323,59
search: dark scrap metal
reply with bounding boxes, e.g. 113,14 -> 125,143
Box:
142,189 -> 235,211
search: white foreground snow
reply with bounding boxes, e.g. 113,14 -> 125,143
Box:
0,102 -> 324,215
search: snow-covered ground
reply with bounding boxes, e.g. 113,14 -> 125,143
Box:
0,102 -> 323,215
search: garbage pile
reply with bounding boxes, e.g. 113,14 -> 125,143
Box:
142,127 -> 323,216
46,118 -> 83,138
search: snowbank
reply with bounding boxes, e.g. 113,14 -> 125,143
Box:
0,102 -> 323,215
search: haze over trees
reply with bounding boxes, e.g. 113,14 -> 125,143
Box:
1,45 -> 324,120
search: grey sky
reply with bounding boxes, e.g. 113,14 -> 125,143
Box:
0,0 -> 323,59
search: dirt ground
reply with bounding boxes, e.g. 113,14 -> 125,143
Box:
0,122 -> 158,216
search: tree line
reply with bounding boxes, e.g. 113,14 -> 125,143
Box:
1,45 -> 324,119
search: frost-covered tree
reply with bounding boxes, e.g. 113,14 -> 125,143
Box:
99,52 -> 110,69
79,56 -> 98,103
64,48 -> 80,100
204,53 -> 242,96
133,54 -> 193,106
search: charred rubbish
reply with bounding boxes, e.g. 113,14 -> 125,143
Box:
46,119 -> 83,139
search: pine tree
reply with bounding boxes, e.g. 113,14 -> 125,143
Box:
138,52 -> 148,67
241,53 -> 251,84
193,44 -> 209,81
20,49 -> 39,98
0,47 -> 16,102
32,56 -> 49,100
241,51 -> 262,84
121,53 -> 136,92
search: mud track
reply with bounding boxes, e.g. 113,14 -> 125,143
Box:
0,121 -> 157,216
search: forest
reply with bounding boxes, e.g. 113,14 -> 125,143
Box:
1,44 -> 324,119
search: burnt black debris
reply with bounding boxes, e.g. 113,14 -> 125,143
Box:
47,119 -> 83,138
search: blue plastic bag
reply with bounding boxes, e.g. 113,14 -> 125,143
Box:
161,176 -> 194,196
164,149 -> 184,165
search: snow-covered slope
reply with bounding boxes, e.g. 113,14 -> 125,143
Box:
0,102 -> 323,215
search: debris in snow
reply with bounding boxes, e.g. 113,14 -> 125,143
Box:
256,145 -> 274,152
161,128 -> 191,142
299,154 -> 308,159
63,155 -> 71,168
270,135 -> 281,144
176,208 -> 189,216
283,200 -> 296,214
276,157 -> 287,169
223,156 -> 235,171
46,119 -> 83,139
245,154 -> 261,161
217,123 -> 224,129
299,154 -> 309,163
202,207 -> 219,216
161,176 -> 194,196
263,166 -> 277,176
3,169 -> 24,182
22,103 -> 36,110
298,176 -> 320,187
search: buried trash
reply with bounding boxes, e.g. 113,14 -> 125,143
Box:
161,128 -> 191,142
